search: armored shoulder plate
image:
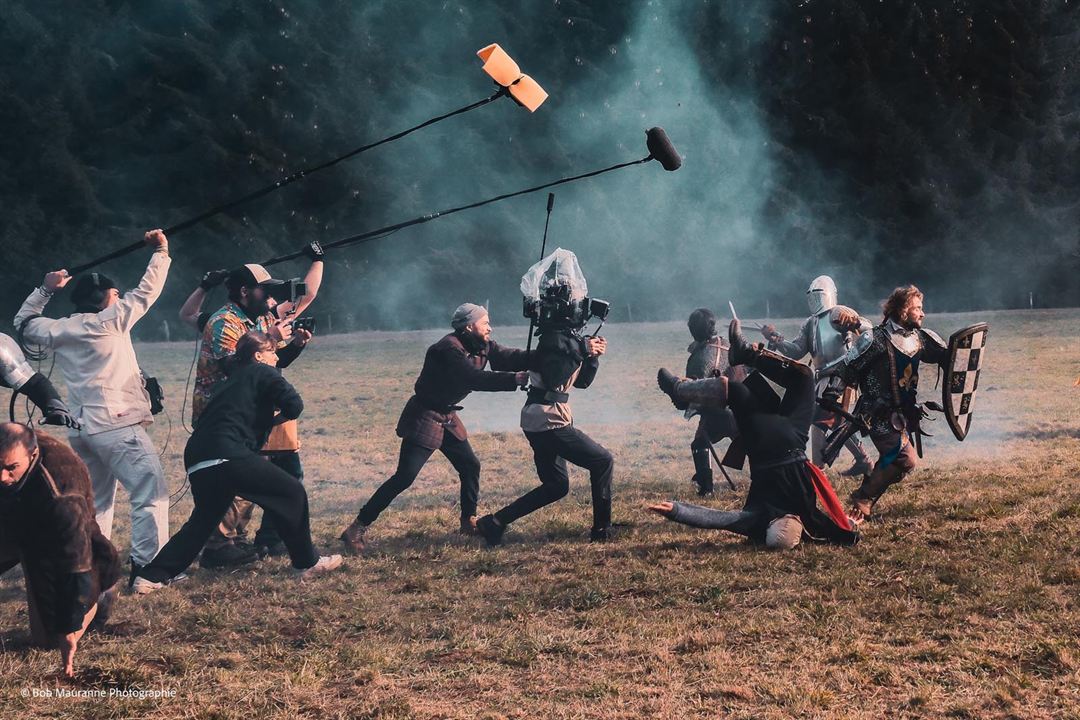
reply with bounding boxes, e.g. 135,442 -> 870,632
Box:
919,327 -> 947,351
0,332 -> 35,390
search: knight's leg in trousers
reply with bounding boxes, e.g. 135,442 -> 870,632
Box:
690,426 -> 714,493
844,434 -> 872,464
851,431 -> 917,514
666,501 -> 762,538
674,376 -> 729,408
355,439 -> 436,525
810,424 -> 826,466
439,434 -> 482,521
494,431 -> 570,526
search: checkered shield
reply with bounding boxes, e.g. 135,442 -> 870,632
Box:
943,323 -> 989,441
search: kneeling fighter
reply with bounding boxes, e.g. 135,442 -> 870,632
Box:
0,423 -> 121,677
652,319 -> 859,549
339,303 -> 529,553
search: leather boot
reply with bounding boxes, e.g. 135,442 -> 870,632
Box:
691,445 -> 714,496
729,318 -> 812,385
848,463 -> 904,522
657,368 -> 689,410
339,516 -> 368,555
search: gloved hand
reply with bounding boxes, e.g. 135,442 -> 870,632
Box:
199,269 -> 228,290
303,240 -> 325,262
42,408 -> 81,430
760,323 -> 781,343
830,305 -> 862,332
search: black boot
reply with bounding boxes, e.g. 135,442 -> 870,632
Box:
729,319 -> 812,386
476,514 -> 505,547
657,368 -> 689,410
728,318 -> 758,367
589,525 -> 614,542
690,444 -> 715,496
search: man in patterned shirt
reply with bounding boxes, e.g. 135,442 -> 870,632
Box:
189,244 -> 323,567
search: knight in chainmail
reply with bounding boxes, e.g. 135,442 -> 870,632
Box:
820,285 -> 949,523
760,275 -> 873,476
680,308 -> 743,496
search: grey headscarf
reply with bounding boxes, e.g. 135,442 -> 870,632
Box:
451,303 -> 487,331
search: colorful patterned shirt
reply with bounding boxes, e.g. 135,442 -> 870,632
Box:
191,302 -> 275,425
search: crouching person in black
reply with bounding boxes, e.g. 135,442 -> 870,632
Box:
652,319 -> 858,549
0,423 -> 121,677
477,306 -> 612,545
132,332 -> 342,593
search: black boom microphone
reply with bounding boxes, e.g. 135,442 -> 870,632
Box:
259,127 -> 682,267
65,43 -> 550,275
67,90 -> 508,275
646,126 -> 682,171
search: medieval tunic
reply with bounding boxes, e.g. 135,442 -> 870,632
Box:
0,433 -> 120,637
355,331 -> 528,526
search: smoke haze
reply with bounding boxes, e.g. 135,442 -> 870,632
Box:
0,1 -> 1076,333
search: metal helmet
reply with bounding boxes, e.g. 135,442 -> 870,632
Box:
806,275 -> 838,316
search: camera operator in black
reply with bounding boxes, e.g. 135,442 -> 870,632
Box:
477,283 -> 612,545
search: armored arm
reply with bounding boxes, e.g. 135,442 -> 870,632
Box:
769,318 -> 812,360
0,333 -> 35,389
818,328 -> 877,386
919,328 -> 949,367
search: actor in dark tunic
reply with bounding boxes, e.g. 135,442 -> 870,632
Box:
0,424 -> 121,677
654,321 -> 859,549
339,304 -> 528,552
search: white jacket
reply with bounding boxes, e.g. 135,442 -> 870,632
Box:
15,251 -> 171,435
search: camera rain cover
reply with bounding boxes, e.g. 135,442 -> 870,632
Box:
520,248 -> 588,301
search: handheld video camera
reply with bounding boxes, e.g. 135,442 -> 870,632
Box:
267,279 -> 308,305
291,316 -> 316,333
523,282 -> 610,331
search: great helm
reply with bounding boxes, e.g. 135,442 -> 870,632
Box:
806,275 -> 838,316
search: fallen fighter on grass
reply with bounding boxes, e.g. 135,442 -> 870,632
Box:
651,319 -> 859,549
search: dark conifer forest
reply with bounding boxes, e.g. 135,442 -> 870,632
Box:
1,1 -> 1076,334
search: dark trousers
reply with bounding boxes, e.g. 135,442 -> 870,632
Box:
253,452 -> 304,546
494,426 -> 613,530
357,434 -> 482,525
141,456 -> 319,582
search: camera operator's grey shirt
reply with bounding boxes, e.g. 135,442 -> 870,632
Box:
520,367 -> 581,432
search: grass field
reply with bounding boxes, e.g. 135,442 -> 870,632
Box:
2,309 -> 1079,719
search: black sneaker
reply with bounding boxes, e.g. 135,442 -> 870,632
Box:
589,525 -> 614,543
255,540 -> 288,558
200,543 -> 259,569
476,514 -> 505,547
128,560 -> 142,590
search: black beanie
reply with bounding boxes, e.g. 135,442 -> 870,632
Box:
70,272 -> 117,313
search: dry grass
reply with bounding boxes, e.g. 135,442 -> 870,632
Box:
2,309 -> 1079,719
